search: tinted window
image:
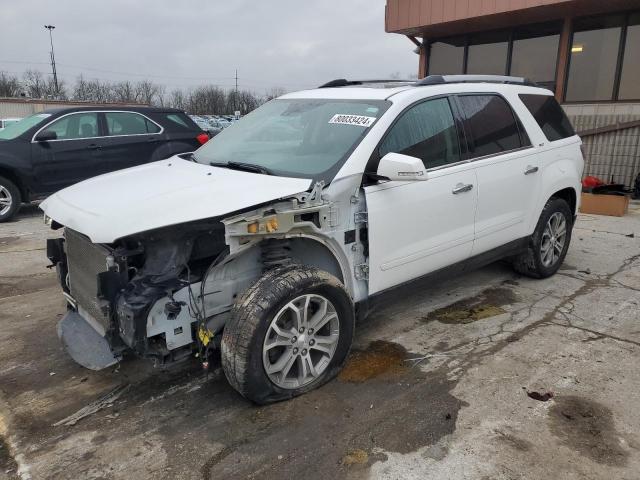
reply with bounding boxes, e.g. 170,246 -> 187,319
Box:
457,95 -> 522,157
105,112 -> 160,135
566,15 -> 624,101
46,113 -> 99,140
163,113 -> 194,131
380,97 -> 460,169
619,13 -> 640,100
519,94 -> 575,141
429,39 -> 465,75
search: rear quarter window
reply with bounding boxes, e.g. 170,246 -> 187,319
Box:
158,112 -> 199,132
519,94 -> 575,142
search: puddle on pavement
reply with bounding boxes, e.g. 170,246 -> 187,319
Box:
424,287 -> 516,324
338,340 -> 408,382
549,396 -> 628,466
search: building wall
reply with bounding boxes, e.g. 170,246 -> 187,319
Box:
0,99 -> 146,119
565,103 -> 640,187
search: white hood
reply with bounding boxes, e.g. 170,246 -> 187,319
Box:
40,157 -> 312,243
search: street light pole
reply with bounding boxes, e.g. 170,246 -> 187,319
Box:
44,25 -> 59,98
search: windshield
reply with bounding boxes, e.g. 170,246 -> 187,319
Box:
0,113 -> 51,140
192,98 -> 389,180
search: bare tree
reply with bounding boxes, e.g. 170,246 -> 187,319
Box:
264,86 -> 287,102
135,80 -> 165,106
23,69 -> 66,99
0,72 -> 21,98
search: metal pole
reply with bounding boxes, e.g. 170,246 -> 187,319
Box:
235,69 -> 238,114
44,25 -> 59,98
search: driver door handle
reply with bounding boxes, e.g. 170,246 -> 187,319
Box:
524,165 -> 539,175
87,144 -> 101,150
452,183 -> 474,194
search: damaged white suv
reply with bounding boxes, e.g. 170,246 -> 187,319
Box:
42,75 -> 583,404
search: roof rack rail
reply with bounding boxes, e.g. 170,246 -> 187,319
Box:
416,75 -> 538,87
318,79 -> 415,88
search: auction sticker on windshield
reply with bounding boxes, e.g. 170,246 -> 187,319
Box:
328,114 -> 376,127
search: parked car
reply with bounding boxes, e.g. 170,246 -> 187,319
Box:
0,118 -> 22,131
0,107 -> 207,221
42,75 -> 583,404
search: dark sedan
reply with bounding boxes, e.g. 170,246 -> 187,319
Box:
0,106 -> 208,221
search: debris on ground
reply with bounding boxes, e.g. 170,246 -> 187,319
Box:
526,390 -> 554,402
52,384 -> 130,426
341,449 -> 369,466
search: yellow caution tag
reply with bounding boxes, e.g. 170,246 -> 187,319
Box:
198,326 -> 213,346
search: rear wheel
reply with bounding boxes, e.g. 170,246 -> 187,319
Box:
221,265 -> 354,404
0,176 -> 20,222
513,197 -> 573,278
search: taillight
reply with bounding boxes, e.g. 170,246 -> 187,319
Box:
196,133 -> 209,145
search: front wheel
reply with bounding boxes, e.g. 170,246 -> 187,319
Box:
221,265 -> 354,404
513,197 -> 573,279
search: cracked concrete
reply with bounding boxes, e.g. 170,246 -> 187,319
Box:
0,203 -> 639,479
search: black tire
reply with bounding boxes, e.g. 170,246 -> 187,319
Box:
513,197 -> 573,279
221,265 -> 354,404
0,176 -> 21,223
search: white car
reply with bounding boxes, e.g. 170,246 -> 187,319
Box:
41,75 -> 583,404
0,117 -> 22,131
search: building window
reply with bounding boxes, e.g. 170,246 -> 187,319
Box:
429,39 -> 465,75
565,15 -> 625,102
466,31 -> 509,75
511,23 -> 561,90
619,13 -> 640,100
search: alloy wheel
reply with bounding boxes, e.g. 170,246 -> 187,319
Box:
262,294 -> 340,389
0,186 -> 13,216
540,212 -> 567,267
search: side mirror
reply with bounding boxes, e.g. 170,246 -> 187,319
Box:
35,130 -> 57,142
376,152 -> 428,182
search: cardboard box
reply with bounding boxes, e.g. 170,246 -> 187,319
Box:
580,192 -> 630,217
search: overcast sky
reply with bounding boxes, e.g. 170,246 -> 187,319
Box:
0,0 -> 417,95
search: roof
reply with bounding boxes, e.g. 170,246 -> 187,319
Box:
386,0 -> 640,37
280,77 -> 554,102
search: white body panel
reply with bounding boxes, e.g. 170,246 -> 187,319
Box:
365,164 -> 478,294
40,157 -> 311,243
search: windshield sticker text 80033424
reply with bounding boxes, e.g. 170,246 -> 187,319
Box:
328,114 -> 377,127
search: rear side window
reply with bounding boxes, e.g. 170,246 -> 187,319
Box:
457,95 -> 523,158
104,112 -> 161,135
519,94 -> 575,141
380,97 -> 461,169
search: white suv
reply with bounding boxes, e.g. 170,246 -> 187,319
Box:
42,75 -> 583,404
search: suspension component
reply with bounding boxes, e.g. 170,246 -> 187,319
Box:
261,239 -> 292,271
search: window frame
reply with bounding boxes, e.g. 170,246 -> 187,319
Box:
452,93 -> 533,161
31,110 -> 163,143
365,94 -> 469,178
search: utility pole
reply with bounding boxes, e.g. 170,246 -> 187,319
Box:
44,25 -> 59,98
234,69 -> 238,114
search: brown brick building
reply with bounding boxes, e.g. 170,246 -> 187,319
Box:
385,0 -> 640,187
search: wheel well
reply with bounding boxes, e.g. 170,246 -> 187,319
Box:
0,167 -> 27,201
550,187 -> 577,215
286,238 -> 345,285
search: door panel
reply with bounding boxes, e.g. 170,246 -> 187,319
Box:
472,150 -> 541,255
365,166 -> 477,294
98,112 -> 164,175
31,112 -> 103,192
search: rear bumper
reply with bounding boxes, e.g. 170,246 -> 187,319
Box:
57,310 -> 119,370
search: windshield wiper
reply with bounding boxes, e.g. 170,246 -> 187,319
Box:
209,161 -> 272,175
